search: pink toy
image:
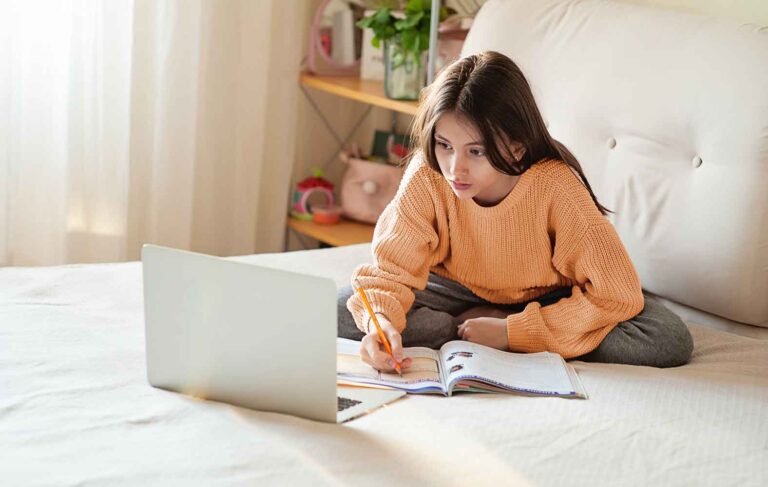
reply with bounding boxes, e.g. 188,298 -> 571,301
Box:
290,169 -> 336,221
340,152 -> 404,224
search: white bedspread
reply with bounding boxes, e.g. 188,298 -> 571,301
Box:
2,244 -> 767,486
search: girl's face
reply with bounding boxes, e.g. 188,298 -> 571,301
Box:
434,112 -> 526,206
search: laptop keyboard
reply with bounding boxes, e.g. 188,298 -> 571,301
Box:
337,396 -> 362,412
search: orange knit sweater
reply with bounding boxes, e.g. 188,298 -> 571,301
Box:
346,156 -> 645,359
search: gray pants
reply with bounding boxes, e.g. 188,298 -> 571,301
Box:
338,272 -> 693,368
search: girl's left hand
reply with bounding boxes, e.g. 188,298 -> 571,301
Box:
457,317 -> 509,351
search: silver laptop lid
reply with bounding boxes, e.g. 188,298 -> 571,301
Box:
142,244 -> 337,422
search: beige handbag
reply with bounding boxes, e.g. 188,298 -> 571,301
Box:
340,155 -> 404,224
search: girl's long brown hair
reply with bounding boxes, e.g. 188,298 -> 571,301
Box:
409,51 -> 610,215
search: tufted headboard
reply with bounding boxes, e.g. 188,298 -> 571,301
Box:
462,0 -> 768,334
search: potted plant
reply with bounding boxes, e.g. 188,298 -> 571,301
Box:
357,0 -> 448,100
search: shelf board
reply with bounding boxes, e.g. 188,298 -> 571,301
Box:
287,217 -> 375,247
300,72 -> 419,116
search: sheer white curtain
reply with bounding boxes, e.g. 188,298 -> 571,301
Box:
0,0 -> 306,266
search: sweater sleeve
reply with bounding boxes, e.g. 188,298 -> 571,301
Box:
505,222 -> 645,358
346,161 -> 440,334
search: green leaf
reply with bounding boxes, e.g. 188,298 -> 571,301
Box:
395,13 -> 422,30
400,29 -> 416,51
361,1 -> 439,62
393,51 -> 405,68
405,0 -> 424,15
374,8 -> 392,24
419,31 -> 430,50
356,17 -> 372,29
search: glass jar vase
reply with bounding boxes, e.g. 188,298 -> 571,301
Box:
383,40 -> 426,101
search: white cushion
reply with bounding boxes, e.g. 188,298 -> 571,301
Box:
461,0 -> 768,327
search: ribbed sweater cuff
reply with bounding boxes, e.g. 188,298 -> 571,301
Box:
346,292 -> 407,335
506,303 -> 546,353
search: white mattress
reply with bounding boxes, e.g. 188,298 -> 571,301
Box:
2,244 -> 767,486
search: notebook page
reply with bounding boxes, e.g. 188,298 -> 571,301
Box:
337,338 -> 444,391
439,341 -> 575,395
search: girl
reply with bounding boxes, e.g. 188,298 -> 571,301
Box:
337,51 -> 693,373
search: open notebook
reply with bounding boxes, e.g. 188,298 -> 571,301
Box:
337,338 -> 587,399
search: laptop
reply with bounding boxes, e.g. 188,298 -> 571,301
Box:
141,244 -> 405,423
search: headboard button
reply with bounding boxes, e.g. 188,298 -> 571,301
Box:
607,137 -> 617,149
692,156 -> 703,168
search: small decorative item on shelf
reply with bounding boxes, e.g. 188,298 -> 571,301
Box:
383,38 -> 425,100
357,0 -> 449,100
307,0 -> 367,76
311,203 -> 344,225
290,168 -> 336,221
339,145 -> 405,224
371,129 -> 410,164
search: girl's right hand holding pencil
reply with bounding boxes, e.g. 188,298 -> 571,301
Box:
360,315 -> 413,373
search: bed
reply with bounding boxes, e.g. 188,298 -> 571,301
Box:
3,0 -> 768,485
2,244 -> 767,485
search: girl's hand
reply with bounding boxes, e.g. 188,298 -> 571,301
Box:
360,315 -> 413,373
457,317 -> 510,351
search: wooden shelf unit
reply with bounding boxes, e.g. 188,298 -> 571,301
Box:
287,217 -> 375,248
291,72 -> 424,247
289,72 -> 420,248
292,0 -> 441,249
300,72 -> 419,116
